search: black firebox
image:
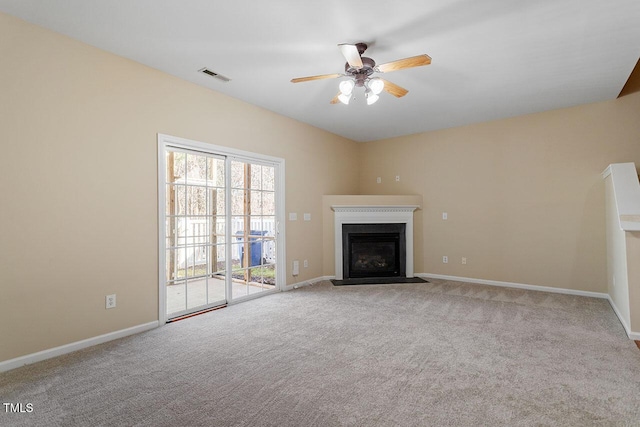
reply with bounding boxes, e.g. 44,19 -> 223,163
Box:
342,223 -> 406,279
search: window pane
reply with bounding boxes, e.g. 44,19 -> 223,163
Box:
166,151 -> 182,184
186,277 -> 207,309
211,244 -> 226,272
174,247 -> 187,278
231,241 -> 246,268
186,154 -> 207,183
186,246 -> 196,278
207,188 -> 224,216
249,267 -> 263,285
207,157 -> 225,187
262,216 -> 276,236
251,164 -> 262,190
168,151 -> 186,183
231,216 -> 245,235
262,236 -> 276,265
250,191 -> 262,215
247,217 -> 263,234
262,166 -> 275,191
217,189 -> 226,215
167,280 -> 186,315
208,274 -> 226,303
231,189 -> 246,215
166,217 -> 182,248
262,192 -> 275,215
210,217 -> 226,245
166,250 -> 174,282
186,186 -> 207,216
261,264 -> 276,287
166,185 -> 186,216
231,161 -> 245,189
175,218 -> 187,246
185,217 -> 207,246
192,245 -> 208,275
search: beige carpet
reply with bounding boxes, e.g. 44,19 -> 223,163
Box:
1,279 -> 640,426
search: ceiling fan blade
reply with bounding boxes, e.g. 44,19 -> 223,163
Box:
338,44 -> 363,69
377,54 -> 432,73
380,79 -> 408,98
330,92 -> 341,104
291,73 -> 342,83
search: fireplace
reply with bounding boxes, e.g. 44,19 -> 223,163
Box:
343,223 -> 406,279
332,205 -> 418,280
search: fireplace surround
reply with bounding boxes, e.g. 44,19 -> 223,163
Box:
332,205 -> 418,280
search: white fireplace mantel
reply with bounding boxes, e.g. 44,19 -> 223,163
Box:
331,205 -> 419,280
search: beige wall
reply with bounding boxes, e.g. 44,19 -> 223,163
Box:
358,92 -> 640,292
0,13 -> 360,362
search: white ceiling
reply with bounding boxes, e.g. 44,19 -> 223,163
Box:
2,0 -> 639,142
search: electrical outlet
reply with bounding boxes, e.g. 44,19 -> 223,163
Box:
442,256 -> 448,264
376,177 -> 381,184
303,213 -> 311,221
303,259 -> 308,268
462,257 -> 467,265
395,175 -> 400,182
106,294 -> 116,309
442,212 -> 448,220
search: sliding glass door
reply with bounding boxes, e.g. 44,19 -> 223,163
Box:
165,149 -> 227,316
230,160 -> 277,299
159,135 -> 283,321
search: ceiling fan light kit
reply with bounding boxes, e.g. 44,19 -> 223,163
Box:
291,42 -> 431,106
339,79 -> 355,95
365,91 -> 379,105
369,77 -> 384,95
337,92 -> 351,105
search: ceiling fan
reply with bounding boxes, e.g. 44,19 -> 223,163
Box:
290,43 -> 431,105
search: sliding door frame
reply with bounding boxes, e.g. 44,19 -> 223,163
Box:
157,133 -> 286,325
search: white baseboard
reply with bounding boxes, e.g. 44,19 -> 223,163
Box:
0,321 -> 159,373
284,276 -> 334,291
606,296 -> 640,340
417,273 -> 610,299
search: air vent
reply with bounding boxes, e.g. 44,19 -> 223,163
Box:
198,68 -> 231,82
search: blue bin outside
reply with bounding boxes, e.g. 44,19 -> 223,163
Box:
235,230 -> 267,267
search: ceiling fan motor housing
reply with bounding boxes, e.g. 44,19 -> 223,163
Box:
345,57 -> 376,86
